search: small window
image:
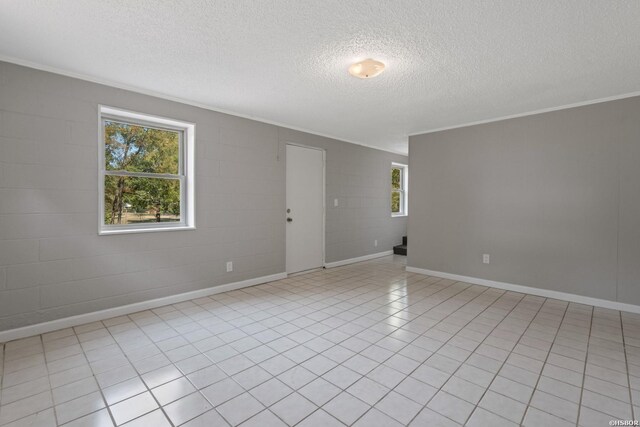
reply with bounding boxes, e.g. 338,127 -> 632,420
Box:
99,106 -> 195,234
391,163 -> 407,216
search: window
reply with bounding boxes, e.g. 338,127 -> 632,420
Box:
99,106 -> 195,234
391,163 -> 407,216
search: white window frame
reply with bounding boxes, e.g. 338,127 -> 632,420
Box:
98,106 -> 195,235
391,162 -> 408,217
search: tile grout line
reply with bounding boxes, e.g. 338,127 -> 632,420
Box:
40,328 -> 127,426
503,308 -> 632,406
200,270 -> 467,425
199,259 -> 428,425
104,286 -> 287,427
101,321 -> 180,427
76,338 -> 121,427
406,296 -> 527,424
193,264 -> 447,425
0,268 -> 470,427
0,261 -> 557,427
40,334 -> 62,426
96,258 -> 422,426
330,281 -> 502,426
0,335 -> 57,426
458,295 -> 550,426
236,275 -> 471,426
620,311 -> 636,423
405,291 -> 536,426
574,304 -> 594,427
1,258 -> 638,426
382,288 -> 532,425
517,300 -> 570,425
0,260 -> 400,426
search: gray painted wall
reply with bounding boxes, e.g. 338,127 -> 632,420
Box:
278,128 -> 407,263
0,61 -> 407,331
408,96 -> 640,305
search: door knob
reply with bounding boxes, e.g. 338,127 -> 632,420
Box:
287,218 -> 293,222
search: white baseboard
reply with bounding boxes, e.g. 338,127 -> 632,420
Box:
0,272 -> 287,343
324,250 -> 394,269
406,266 -> 640,314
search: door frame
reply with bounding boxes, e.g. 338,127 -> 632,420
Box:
285,142 -> 326,273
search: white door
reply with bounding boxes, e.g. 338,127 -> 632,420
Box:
286,144 -> 324,274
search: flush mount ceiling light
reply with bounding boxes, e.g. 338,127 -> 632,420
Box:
348,58 -> 385,79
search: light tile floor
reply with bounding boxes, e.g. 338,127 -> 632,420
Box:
1,255 -> 639,426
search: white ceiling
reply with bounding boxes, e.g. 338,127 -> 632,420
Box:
1,1 -> 639,154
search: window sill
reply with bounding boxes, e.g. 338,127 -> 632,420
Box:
391,214 -> 408,218
99,225 -> 196,236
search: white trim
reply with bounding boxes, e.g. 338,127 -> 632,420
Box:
391,162 -> 408,217
324,250 -> 394,269
100,105 -> 197,130
4,56 -> 640,155
0,55 -> 405,156
0,272 -> 286,343
98,225 -> 196,235
408,91 -> 640,137
98,105 -> 196,235
406,266 -> 640,314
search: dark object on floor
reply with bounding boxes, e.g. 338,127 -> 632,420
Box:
393,236 -> 407,256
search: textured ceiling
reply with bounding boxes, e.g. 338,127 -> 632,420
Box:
1,1 -> 639,154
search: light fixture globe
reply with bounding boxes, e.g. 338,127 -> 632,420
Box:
349,58 -> 385,79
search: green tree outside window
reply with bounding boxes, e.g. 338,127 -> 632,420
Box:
104,121 -> 181,225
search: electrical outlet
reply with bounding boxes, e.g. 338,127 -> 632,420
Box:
226,261 -> 233,272
374,240 -> 378,247
483,254 -> 490,264
334,198 -> 338,207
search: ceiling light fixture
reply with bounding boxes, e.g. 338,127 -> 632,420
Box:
348,58 -> 385,79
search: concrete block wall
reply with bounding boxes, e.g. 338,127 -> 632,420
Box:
0,61 -> 407,331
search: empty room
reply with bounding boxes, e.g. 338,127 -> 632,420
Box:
1,1 -> 639,426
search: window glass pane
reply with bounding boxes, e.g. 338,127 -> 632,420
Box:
391,168 -> 402,190
105,121 -> 179,174
104,175 -> 181,225
392,191 -> 401,213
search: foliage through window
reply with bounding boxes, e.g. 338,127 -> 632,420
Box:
99,107 -> 195,233
391,164 -> 407,216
